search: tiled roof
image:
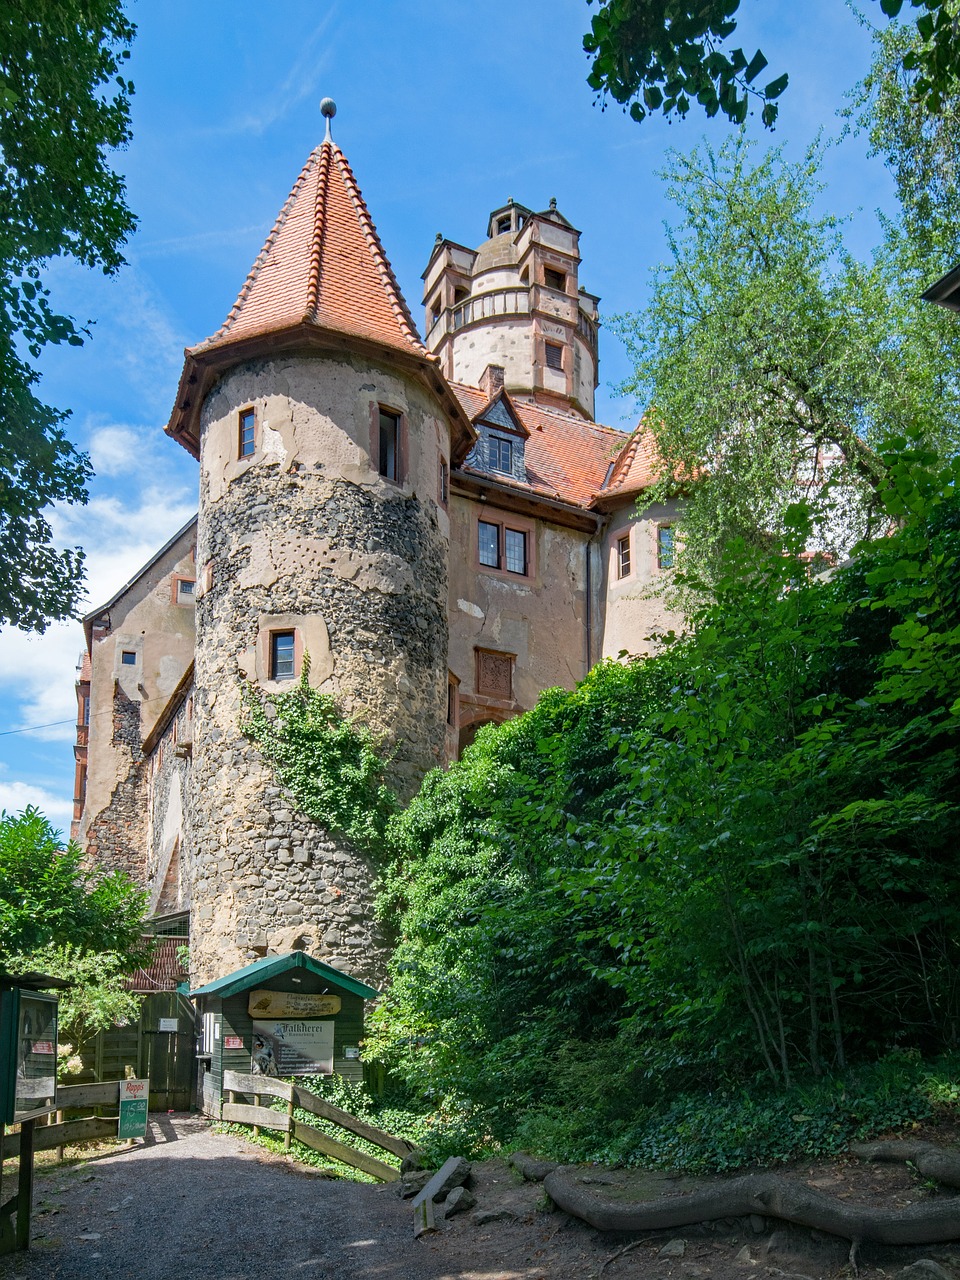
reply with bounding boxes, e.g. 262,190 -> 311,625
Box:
451,384 -> 631,508
192,140 -> 425,360
595,423 -> 664,505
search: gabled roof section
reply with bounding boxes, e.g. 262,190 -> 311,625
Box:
591,425 -> 664,510
474,390 -> 529,439
193,141 -> 425,360
189,949 -> 379,1000
452,383 -> 626,508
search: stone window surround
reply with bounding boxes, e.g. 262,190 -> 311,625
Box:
238,404 -> 257,459
473,508 -> 536,582
370,402 -> 407,486
170,573 -> 197,605
255,620 -> 305,689
609,521 -> 635,584
270,629 -> 297,681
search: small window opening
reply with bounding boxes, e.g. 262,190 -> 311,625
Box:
544,267 -> 566,291
490,437 -> 513,473
657,525 -> 675,570
617,535 -> 631,579
239,407 -> 256,458
177,579 -> 195,603
121,650 -> 137,666
496,216 -> 511,234
379,409 -> 399,481
453,286 -> 468,304
545,342 -> 563,371
271,631 -> 296,681
439,458 -> 449,505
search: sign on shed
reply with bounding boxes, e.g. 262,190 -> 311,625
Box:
247,989 -> 341,1018
250,1019 -> 334,1075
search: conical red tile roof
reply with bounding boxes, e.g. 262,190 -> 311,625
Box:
191,139 -> 425,360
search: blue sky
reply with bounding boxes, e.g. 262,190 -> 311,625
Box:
0,0 -> 902,833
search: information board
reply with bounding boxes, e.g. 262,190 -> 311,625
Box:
250,1019 -> 334,1076
118,1078 -> 149,1139
10,992 -> 58,1122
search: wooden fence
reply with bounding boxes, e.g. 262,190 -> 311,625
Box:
221,1070 -> 415,1183
0,1081 -> 123,1163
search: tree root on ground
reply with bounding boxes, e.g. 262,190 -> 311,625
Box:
850,1142 -> 960,1190
542,1166 -> 960,1245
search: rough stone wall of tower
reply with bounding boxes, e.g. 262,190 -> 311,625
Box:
189,352 -> 450,988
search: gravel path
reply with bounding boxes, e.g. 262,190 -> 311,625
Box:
6,1115 -> 455,1280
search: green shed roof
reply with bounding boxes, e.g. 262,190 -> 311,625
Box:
189,950 -> 379,1001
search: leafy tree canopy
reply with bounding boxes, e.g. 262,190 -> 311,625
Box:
0,1 -> 136,632
584,0 -> 959,129
0,807 -> 147,966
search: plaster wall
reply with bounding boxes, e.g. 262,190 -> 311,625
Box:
190,351 -> 451,988
79,527 -> 196,875
601,499 -> 685,659
451,318 -> 532,395
145,691 -> 193,916
447,493 -> 593,726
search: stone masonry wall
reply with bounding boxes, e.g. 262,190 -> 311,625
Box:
189,351 -> 451,988
83,686 -> 147,881
145,688 -> 194,915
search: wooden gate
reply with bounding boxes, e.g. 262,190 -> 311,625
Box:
93,992 -> 196,1110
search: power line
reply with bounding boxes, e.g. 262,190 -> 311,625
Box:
0,718 -> 75,738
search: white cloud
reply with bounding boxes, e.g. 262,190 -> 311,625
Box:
87,425 -> 146,477
0,778 -> 73,832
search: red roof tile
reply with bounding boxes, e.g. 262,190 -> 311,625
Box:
193,140 -> 424,360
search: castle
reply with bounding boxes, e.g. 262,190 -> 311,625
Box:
71,108 -> 679,990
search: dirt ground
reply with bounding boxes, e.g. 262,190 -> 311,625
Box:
4,1115 -> 960,1280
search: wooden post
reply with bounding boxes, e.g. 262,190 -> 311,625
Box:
16,1118 -> 34,1251
55,1110 -> 64,1163
285,1095 -> 294,1152
253,1093 -> 261,1139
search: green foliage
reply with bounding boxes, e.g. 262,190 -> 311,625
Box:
10,945 -> 143,1057
0,1 -> 137,631
612,133 -> 960,582
369,445 -> 960,1163
242,665 -> 398,856
0,807 -> 147,964
584,0 -> 960,130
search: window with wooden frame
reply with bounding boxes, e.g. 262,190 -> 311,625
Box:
239,406 -> 256,458
544,267 -> 566,292
172,575 -> 196,605
378,408 -> 400,482
544,341 -> 563,371
270,630 -> 297,681
657,524 -> 675,570
477,517 -> 530,578
617,533 -> 631,579
475,648 -> 515,700
489,435 -> 513,474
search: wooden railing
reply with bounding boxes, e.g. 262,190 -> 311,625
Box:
221,1070 -> 415,1183
1,1081 -> 122,1162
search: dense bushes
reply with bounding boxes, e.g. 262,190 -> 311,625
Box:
367,441 -> 960,1163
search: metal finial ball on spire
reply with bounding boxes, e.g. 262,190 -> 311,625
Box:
320,98 -> 337,118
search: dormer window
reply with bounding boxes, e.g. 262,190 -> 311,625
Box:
490,436 -> 513,474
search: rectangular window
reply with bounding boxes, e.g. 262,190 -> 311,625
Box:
176,579 -> 196,604
544,267 -> 566,291
82,695 -> 90,727
270,631 -> 296,681
545,341 -> 563,371
504,528 -> 527,575
657,525 -> 675,570
478,520 -> 500,568
239,407 -> 256,458
439,459 -> 449,506
379,409 -> 399,481
617,534 -> 631,579
121,650 -> 136,666
490,436 -> 513,473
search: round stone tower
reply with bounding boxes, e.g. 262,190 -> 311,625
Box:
165,116 -> 474,987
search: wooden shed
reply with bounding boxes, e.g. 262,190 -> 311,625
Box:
190,951 -> 378,1116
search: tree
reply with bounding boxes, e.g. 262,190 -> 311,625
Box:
584,0 -> 960,130
0,806 -> 149,1057
0,1 -> 136,632
610,133 -> 960,576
